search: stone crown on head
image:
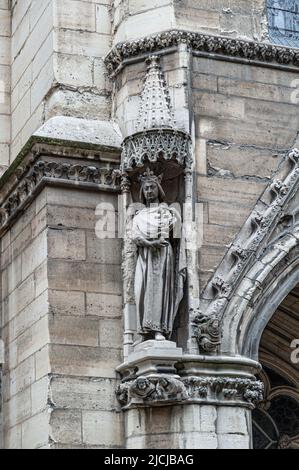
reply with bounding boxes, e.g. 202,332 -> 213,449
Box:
139,167 -> 163,186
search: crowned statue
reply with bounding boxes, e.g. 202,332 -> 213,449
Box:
132,168 -> 186,343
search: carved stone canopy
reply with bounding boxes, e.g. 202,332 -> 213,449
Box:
121,56 -> 192,175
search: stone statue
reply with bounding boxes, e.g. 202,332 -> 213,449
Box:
132,168 -> 186,342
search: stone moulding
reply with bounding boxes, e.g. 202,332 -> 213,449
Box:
116,374 -> 264,410
0,145 -> 121,236
193,148 -> 299,354
105,29 -> 299,76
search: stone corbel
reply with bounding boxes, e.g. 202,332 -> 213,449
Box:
116,354 -> 263,410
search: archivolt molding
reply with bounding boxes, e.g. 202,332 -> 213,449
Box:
105,30 -> 299,76
260,352 -> 299,388
193,148 -> 299,355
267,386 -> 299,403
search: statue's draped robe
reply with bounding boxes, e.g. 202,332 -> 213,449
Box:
132,203 -> 186,337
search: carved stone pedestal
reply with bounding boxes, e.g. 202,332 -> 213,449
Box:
119,340 -> 183,377
117,354 -> 263,449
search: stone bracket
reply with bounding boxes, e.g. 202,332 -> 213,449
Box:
116,350 -> 263,411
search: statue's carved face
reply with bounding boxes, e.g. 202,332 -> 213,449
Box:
142,181 -> 159,203
137,378 -> 149,390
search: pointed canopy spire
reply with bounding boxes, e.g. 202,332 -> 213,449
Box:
135,55 -> 175,132
121,56 -> 193,173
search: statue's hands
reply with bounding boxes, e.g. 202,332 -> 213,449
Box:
134,237 -> 169,248
150,237 -> 169,249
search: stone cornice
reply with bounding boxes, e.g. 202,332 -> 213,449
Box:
0,140 -> 121,236
105,29 -> 299,76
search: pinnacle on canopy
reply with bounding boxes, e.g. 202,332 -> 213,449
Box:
135,55 -> 175,132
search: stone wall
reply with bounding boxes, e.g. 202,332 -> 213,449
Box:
50,0 -> 112,125
1,190 -> 49,448
193,54 -> 299,291
11,0 -> 54,162
46,185 -> 123,449
0,1 -> 10,175
0,146 -> 124,448
112,0 -> 267,44
10,0 -> 113,162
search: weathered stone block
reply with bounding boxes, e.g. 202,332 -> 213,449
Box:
217,407 -> 251,435
31,207 -> 47,239
35,345 -> 51,381
99,318 -> 123,348
11,224 -> 32,260
7,354 -> 35,398
47,205 -> 99,230
54,0 -> 96,32
54,53 -> 93,88
50,315 -> 100,347
48,259 -> 121,294
48,228 -> 86,261
8,274 -> 35,321
13,315 -> 49,366
31,376 -> 50,416
46,187 -> 118,210
49,344 -> 121,378
50,376 -> 118,411
49,289 -> 85,316
217,433 -> 251,449
86,233 -> 121,265
82,411 -> 124,447
207,201 -> 251,228
50,409 -> 82,446
22,410 -> 50,449
34,261 -> 48,297
10,291 -> 48,342
86,292 -> 122,318
21,230 -> 47,281
3,387 -> 31,428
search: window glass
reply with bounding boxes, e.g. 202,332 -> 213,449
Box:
268,0 -> 299,47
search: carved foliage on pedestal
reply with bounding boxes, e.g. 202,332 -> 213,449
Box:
116,375 -> 264,409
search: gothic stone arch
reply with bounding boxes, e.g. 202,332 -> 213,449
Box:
195,148 -> 299,360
